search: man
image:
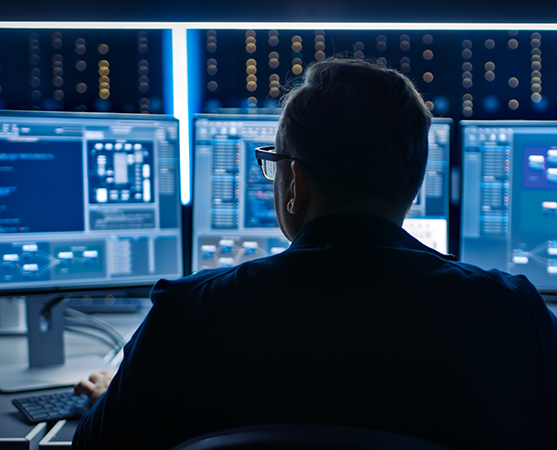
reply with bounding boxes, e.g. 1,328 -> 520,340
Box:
73,58 -> 557,450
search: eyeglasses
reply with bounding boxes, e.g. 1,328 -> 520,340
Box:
255,145 -> 294,181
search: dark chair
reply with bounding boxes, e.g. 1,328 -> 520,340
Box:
171,424 -> 453,450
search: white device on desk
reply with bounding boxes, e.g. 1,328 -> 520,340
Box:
0,111 -> 183,393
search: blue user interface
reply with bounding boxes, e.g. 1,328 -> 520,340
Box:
191,115 -> 451,272
460,121 -> 557,292
0,111 -> 182,292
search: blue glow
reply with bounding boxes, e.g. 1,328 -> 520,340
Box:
482,95 -> 500,113
162,29 -> 174,115
532,96 -> 549,112
432,96 -> 450,115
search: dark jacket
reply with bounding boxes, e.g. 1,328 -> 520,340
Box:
73,213 -> 557,450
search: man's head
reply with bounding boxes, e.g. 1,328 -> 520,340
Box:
273,57 -> 432,239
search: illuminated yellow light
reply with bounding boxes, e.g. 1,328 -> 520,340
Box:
423,34 -> 433,45
314,35 -> 325,43
462,49 -> 472,59
98,44 -> 109,54
531,38 -> 541,48
207,81 -> 218,91
246,74 -> 257,82
53,89 -> 64,100
207,65 -> 217,75
269,58 -> 279,69
292,64 -> 303,75
423,72 -> 433,82
462,62 -> 473,71
423,50 -> 433,60
463,107 -> 473,117
291,42 -> 302,52
531,32 -> 541,39
531,54 -> 541,62
485,39 -> 495,49
98,67 -> 110,76
246,65 -> 257,75
246,36 -> 256,44
531,61 -> 542,70
531,70 -> 541,78
99,82 -> 109,89
207,43 -> 217,52
462,71 -> 473,79
292,57 -> 303,65
269,52 -> 279,59
292,35 -> 302,43
98,60 -> 109,67
269,36 -> 279,46
485,71 -> 495,81
269,74 -> 280,82
531,77 -> 541,84
315,41 -> 325,51
76,83 -> 87,93
248,96 -> 257,104
463,94 -> 473,101
315,51 -> 326,60
508,99 -> 519,110
269,80 -> 280,88
484,61 -> 495,71
425,100 -> 434,111
531,93 -> 542,103
246,43 -> 256,53
508,77 -> 519,87
53,76 -> 64,87
246,30 -> 256,38
247,81 -> 257,91
532,83 -> 542,92
462,78 -> 473,88
463,100 -> 473,107
246,59 -> 257,66
270,87 -> 280,98
508,39 -> 518,49
99,76 -> 110,83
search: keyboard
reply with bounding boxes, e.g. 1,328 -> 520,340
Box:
13,390 -> 90,424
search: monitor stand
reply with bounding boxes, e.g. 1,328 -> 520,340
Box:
0,294 -> 115,393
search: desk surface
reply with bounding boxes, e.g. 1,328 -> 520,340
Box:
0,300 -> 151,447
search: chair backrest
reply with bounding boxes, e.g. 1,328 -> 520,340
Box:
171,424 -> 453,450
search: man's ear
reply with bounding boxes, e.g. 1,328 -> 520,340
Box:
287,160 -> 311,215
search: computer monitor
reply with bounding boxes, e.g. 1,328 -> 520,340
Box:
191,114 -> 451,272
460,120 -> 557,295
0,110 -> 182,293
0,110 -> 182,391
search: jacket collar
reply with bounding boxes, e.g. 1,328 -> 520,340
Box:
289,212 -> 457,261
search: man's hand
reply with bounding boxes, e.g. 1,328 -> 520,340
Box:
74,370 -> 116,405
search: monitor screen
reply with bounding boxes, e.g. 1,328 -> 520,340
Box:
460,120 -> 557,293
0,111 -> 182,294
191,115 -> 451,272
